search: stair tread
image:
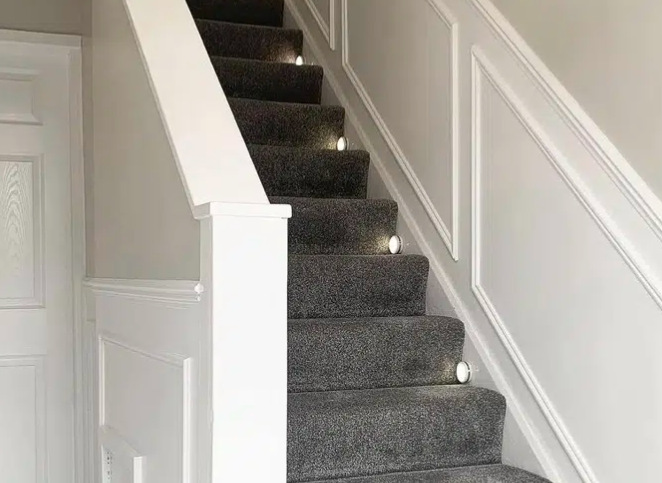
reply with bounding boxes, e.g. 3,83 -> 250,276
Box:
309,464 -> 550,482
195,19 -> 302,62
289,255 -> 428,319
289,316 -> 464,392
272,196 -> 397,255
230,97 -> 345,148
187,0 -> 284,27
249,144 -> 370,198
211,56 -> 323,104
288,386 -> 506,482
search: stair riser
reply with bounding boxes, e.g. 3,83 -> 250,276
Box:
250,146 -> 369,199
310,465 -> 551,482
289,255 -> 428,319
187,0 -> 284,26
288,387 -> 506,481
230,99 -> 345,148
274,197 -> 397,255
288,317 -> 464,392
196,20 -> 302,62
214,57 -> 323,104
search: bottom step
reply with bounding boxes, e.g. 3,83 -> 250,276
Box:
311,464 -> 550,482
288,386 -> 505,481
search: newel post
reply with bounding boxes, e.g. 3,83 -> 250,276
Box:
195,202 -> 291,481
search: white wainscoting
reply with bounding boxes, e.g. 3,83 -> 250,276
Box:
100,426 -> 145,483
304,0 -> 335,50
340,0 -> 459,260
84,279 -> 205,483
286,0 -> 662,482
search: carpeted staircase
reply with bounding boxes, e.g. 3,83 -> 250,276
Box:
188,0 -> 551,481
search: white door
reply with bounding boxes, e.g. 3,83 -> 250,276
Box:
0,35 -> 79,483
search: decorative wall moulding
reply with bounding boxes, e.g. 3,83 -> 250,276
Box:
0,155 -> 44,309
304,0 -> 336,50
471,47 -> 601,483
340,0 -> 460,260
471,0 -> 662,246
84,278 -> 203,305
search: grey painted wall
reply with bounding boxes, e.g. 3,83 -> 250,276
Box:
0,0 -> 85,34
87,0 -> 199,280
492,0 -> 662,201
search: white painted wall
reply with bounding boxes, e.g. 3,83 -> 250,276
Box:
286,0 -> 662,482
0,0 -> 84,35
90,0 -> 199,279
491,0 -> 662,203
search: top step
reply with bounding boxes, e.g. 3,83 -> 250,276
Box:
187,0 -> 284,27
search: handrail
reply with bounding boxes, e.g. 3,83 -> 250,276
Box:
121,0 -> 268,210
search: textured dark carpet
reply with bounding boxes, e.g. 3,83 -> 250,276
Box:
187,0 -> 284,26
288,255 -> 429,319
273,197 -> 397,255
191,1 -> 551,481
229,97 -> 344,148
288,316 -> 464,392
249,144 -> 370,198
313,465 -> 550,482
212,56 -> 323,104
196,19 -> 302,61
288,386 -> 506,482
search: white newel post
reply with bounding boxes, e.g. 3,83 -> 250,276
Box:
196,202 -> 292,482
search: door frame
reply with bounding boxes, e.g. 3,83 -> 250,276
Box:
0,28 -> 86,483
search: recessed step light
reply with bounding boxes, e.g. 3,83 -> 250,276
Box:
388,235 -> 403,254
336,136 -> 348,151
295,55 -> 304,66
456,361 -> 472,384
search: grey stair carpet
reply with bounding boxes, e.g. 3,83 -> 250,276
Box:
196,19 -> 302,61
187,0 -> 284,26
190,1 -> 551,482
273,197 -> 397,255
288,386 -> 506,482
212,57 -> 323,104
312,465 -> 549,482
288,255 -> 429,319
288,316 -> 464,392
229,97 -> 344,148
249,145 -> 369,198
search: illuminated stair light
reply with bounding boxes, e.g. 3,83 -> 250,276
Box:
388,235 -> 403,254
336,136 -> 348,151
295,55 -> 304,66
456,361 -> 472,384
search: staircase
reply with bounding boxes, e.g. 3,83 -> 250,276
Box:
187,0 -> 551,481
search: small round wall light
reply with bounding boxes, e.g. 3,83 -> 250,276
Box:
388,235 -> 403,254
295,55 -> 305,66
336,136 -> 348,151
456,361 -> 473,384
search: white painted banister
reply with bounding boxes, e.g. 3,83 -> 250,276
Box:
197,202 -> 291,481
121,0 -> 268,208
95,0 -> 294,481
